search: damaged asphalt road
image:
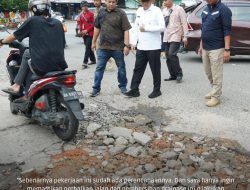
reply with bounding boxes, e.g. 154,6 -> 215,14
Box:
0,22 -> 250,189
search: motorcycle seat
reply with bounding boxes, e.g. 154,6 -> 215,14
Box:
31,70 -> 77,81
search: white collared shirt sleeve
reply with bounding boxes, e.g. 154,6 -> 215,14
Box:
144,8 -> 165,32
130,8 -> 140,46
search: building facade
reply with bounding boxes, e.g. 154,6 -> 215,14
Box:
51,0 -> 129,19
51,0 -> 186,19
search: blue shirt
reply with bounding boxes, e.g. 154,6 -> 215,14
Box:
201,0 -> 232,51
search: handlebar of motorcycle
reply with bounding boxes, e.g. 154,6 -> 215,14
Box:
0,25 -> 26,50
9,41 -> 23,49
0,40 -> 27,56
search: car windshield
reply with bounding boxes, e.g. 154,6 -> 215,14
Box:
195,4 -> 250,22
230,6 -> 250,22
126,13 -> 136,23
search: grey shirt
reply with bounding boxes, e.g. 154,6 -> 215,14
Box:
95,7 -> 131,50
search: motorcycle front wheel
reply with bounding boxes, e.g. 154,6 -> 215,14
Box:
52,98 -> 79,141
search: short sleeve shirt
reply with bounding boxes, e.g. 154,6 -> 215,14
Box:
13,16 -> 68,75
95,8 -> 131,50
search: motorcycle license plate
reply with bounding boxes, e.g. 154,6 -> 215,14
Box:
63,90 -> 83,101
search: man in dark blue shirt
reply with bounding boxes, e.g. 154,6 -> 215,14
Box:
198,0 -> 232,107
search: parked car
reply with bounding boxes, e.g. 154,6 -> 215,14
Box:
124,9 -> 137,44
180,0 -> 200,7
125,9 -> 136,25
51,10 -> 64,23
186,0 -> 250,56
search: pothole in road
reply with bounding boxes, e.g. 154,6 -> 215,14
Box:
74,101 -> 174,144
129,103 -> 173,126
1,101 -> 250,189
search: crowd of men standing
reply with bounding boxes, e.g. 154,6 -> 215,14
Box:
76,0 -> 232,107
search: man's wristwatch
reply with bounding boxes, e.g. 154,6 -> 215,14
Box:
124,44 -> 131,49
224,48 -> 230,52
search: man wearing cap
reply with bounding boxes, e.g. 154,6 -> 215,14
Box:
79,1 -> 96,69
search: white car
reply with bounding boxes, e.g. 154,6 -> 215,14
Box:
181,0 -> 201,7
124,9 -> 137,44
51,10 -> 64,23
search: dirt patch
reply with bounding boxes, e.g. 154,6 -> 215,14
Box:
0,163 -> 21,190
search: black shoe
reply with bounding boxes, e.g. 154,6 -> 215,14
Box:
148,90 -> 162,99
82,64 -> 88,70
88,61 -> 96,65
90,89 -> 100,97
164,77 -> 176,81
124,89 -> 140,97
176,76 -> 182,83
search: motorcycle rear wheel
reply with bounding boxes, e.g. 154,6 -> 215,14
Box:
52,98 -> 79,141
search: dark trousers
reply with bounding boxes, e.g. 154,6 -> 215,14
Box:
13,49 -> 36,93
165,42 -> 183,78
161,32 -> 166,52
130,49 -> 161,92
83,36 -> 96,64
14,49 -> 31,85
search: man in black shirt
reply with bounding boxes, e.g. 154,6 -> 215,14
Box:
91,0 -> 131,97
0,0 -> 67,95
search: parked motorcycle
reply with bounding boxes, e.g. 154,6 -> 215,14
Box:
3,40 -> 84,141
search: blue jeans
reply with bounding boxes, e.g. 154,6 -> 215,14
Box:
92,49 -> 127,91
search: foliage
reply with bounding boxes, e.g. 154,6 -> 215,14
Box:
1,0 -> 29,11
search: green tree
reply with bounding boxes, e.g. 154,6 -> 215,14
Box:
18,0 -> 29,11
1,0 -> 28,11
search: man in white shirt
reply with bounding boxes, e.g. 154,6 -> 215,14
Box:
124,0 -> 165,99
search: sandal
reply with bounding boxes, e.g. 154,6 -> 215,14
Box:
2,88 -> 21,96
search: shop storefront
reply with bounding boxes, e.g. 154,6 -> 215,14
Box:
51,0 -> 133,19
0,10 -> 27,28
50,0 -> 193,19
51,0 -> 81,20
